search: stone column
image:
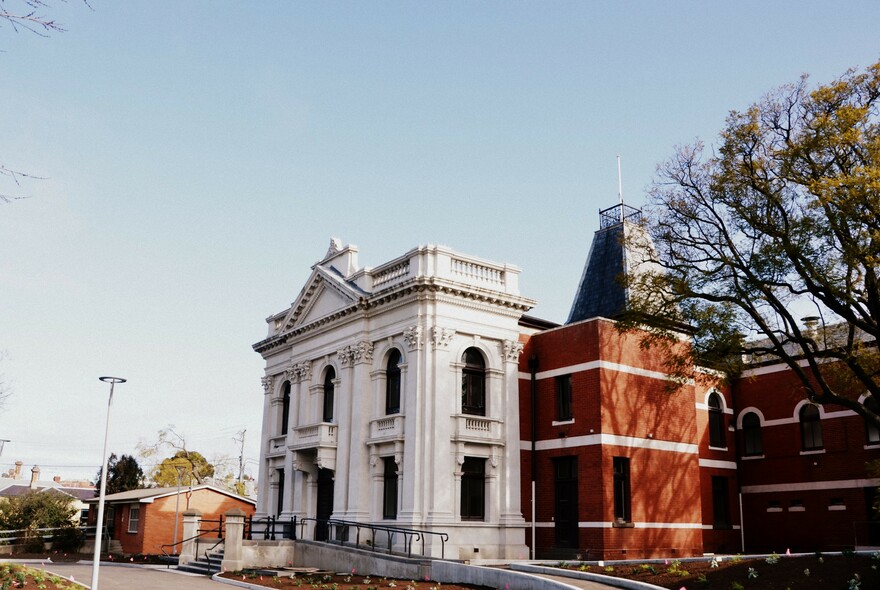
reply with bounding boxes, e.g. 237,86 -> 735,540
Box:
221,508 -> 247,573
178,509 -> 202,565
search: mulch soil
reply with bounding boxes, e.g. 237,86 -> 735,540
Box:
218,568 -> 486,590
556,553 -> 879,589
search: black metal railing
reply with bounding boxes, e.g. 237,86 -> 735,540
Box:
160,516 -> 225,568
245,515 -> 300,540
302,517 -> 449,559
245,515 -> 449,559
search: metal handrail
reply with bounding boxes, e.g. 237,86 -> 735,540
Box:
301,517 -> 448,559
159,517 -> 224,568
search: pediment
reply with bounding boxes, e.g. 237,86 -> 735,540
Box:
280,267 -> 362,332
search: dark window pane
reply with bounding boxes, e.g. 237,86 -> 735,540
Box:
556,375 -> 573,421
461,457 -> 485,520
708,393 -> 725,448
323,368 -> 335,422
461,348 -> 486,416
742,412 -> 763,456
383,458 -> 398,520
612,457 -> 631,523
280,382 -> 291,435
712,476 -> 730,528
386,350 -> 402,415
800,405 -> 823,450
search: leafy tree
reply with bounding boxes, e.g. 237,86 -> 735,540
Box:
152,450 -> 215,487
623,60 -> 880,430
139,426 -> 216,487
94,453 -> 144,494
0,490 -> 77,530
0,489 -> 81,551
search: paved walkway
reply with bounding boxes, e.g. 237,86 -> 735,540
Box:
22,561 -> 618,590
31,562 -> 224,590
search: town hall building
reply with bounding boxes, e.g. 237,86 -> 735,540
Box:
253,203 -> 880,560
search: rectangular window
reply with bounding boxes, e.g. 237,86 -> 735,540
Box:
556,375 -> 573,421
382,457 -> 398,520
127,505 -> 140,533
460,457 -> 486,521
612,457 -> 631,524
711,476 -> 730,528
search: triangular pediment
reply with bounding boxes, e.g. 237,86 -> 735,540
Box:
280,266 -> 362,332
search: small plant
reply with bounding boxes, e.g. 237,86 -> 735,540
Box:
696,573 -> 709,587
848,573 -> 861,589
730,554 -> 743,563
765,552 -> 780,564
747,567 -> 758,579
803,568 -> 810,576
843,548 -> 856,558
730,582 -> 744,590
577,564 -> 591,572
709,556 -> 719,568
603,566 -> 614,573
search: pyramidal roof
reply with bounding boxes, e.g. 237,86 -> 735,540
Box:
567,203 -> 646,324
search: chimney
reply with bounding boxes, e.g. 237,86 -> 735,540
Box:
14,461 -> 22,480
30,465 -> 40,488
53,476 -> 62,484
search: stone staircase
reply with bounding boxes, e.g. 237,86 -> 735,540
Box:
176,547 -> 224,575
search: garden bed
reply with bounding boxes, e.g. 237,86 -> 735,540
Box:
550,552 -> 880,589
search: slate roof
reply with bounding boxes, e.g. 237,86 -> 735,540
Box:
567,204 -> 643,324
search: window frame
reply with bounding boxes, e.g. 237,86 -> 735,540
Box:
323,368 -> 335,422
556,374 -> 573,422
461,349 -> 486,416
382,457 -> 398,520
708,393 -> 726,448
460,457 -> 486,521
711,476 -> 731,528
865,396 -> 880,445
127,505 -> 140,533
799,404 -> 824,451
612,456 -> 631,525
385,350 -> 402,415
742,411 -> 763,456
280,381 -> 291,435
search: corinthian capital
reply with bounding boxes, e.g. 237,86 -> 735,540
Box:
403,326 -> 423,351
431,326 -> 455,348
502,339 -> 524,362
261,375 -> 274,395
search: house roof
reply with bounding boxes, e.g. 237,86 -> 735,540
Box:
0,483 -> 94,501
82,484 -> 256,505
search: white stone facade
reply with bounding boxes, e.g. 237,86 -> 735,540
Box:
253,239 -> 534,559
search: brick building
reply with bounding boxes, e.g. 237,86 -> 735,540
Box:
255,204 -> 879,560
86,485 -> 255,555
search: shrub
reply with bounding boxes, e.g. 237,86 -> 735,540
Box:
51,527 -> 84,552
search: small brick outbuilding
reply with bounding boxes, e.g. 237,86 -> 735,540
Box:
86,485 -> 255,555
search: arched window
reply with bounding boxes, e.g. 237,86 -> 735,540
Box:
865,397 -> 880,445
323,368 -> 335,422
708,393 -> 725,448
385,349 -> 402,415
280,381 -> 291,435
800,404 -> 823,451
461,348 -> 486,416
742,412 -> 763,456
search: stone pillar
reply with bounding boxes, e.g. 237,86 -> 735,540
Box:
179,509 -> 202,565
221,508 -> 246,573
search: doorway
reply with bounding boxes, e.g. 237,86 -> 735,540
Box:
554,457 -> 579,549
315,468 -> 334,541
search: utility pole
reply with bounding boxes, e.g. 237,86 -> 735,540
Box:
233,429 -> 246,485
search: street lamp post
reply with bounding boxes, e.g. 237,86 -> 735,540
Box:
91,376 -> 126,590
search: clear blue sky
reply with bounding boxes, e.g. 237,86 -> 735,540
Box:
1,1 -> 878,482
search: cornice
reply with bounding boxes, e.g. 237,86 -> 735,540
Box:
253,278 -> 533,353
